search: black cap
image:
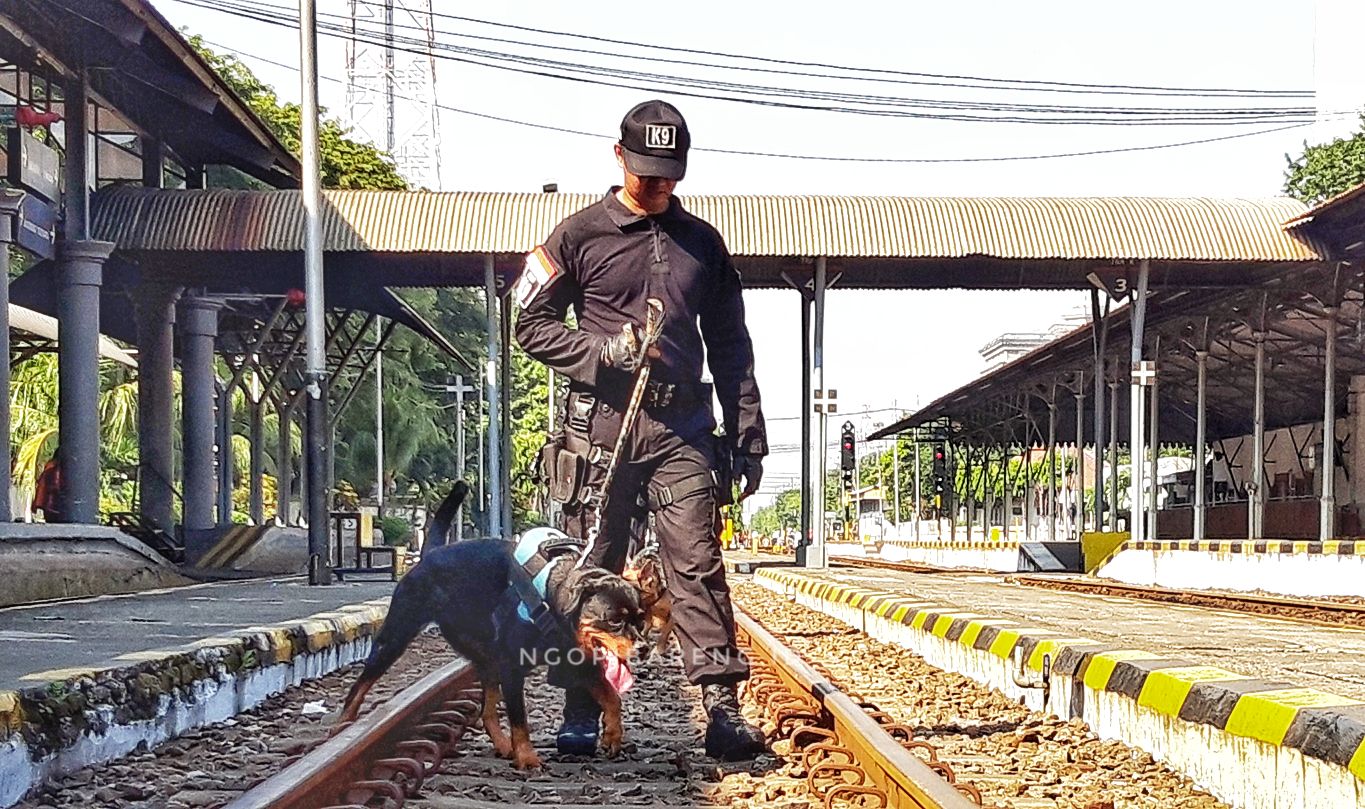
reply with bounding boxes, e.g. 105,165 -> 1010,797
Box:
618,100 -> 690,180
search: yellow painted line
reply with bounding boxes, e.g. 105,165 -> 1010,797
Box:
1137,665 -> 1246,718
931,613 -> 980,638
1080,649 -> 1167,691
112,650 -> 176,662
1293,541 -> 1310,555
958,619 -> 1013,648
1350,740 -> 1365,782
910,610 -> 933,630
987,629 -> 1021,658
1225,688 -> 1365,745
1027,638 -> 1093,671
1323,540 -> 1341,555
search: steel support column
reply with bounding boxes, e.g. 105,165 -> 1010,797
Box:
250,398 -> 265,523
1194,350 -> 1208,541
964,444 -> 975,542
180,294 -> 221,554
1047,393 -> 1057,543
217,383 -> 234,526
1002,442 -> 1013,541
56,241 -> 114,524
0,195 -> 17,522
807,257 -> 828,568
1322,307 -> 1338,540
1251,331 -> 1266,539
1129,259 -> 1151,541
1148,347 -> 1160,541
1108,380 -> 1120,532
276,396 -> 296,524
798,290 -> 812,560
1074,372 -> 1085,537
483,254 -> 503,538
499,291 -> 513,536
1090,288 -> 1109,536
913,438 -> 922,541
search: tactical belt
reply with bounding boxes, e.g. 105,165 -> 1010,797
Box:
646,470 -> 716,510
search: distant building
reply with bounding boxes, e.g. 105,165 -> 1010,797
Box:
978,307 -> 1089,371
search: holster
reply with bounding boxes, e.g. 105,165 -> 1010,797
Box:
714,433 -> 737,507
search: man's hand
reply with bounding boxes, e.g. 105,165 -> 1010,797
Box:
732,453 -> 763,502
601,323 -> 661,373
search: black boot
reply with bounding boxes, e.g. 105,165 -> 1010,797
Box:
556,686 -> 601,755
702,682 -> 766,760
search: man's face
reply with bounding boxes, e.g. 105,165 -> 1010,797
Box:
615,144 -> 677,215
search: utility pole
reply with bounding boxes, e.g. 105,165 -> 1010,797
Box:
299,0 -> 330,585
375,317 -> 384,513
438,375 -> 476,540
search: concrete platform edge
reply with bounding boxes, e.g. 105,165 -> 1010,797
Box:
754,567 -> 1365,809
0,598 -> 391,808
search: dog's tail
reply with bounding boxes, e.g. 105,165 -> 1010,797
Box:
336,583 -> 429,726
426,480 -> 470,549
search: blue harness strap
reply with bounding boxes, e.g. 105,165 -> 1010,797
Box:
504,528 -> 584,641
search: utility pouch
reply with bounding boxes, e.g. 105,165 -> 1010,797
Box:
539,432 -> 585,506
714,433 -> 737,507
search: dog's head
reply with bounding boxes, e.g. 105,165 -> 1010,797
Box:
552,566 -> 644,693
623,550 -> 667,613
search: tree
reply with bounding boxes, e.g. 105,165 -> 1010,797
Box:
1284,114 -> 1365,204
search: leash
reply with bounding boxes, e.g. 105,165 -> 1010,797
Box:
577,298 -> 665,568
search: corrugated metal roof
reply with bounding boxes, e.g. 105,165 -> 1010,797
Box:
92,188 -> 1322,262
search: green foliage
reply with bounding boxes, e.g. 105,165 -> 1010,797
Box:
750,488 -> 801,537
1284,114 -> 1365,203
189,36 -> 408,191
378,515 -> 413,546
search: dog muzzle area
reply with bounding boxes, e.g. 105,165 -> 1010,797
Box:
579,627 -> 636,694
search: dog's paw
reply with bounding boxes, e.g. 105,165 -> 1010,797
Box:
601,730 -> 624,758
512,748 -> 543,770
491,735 -> 514,758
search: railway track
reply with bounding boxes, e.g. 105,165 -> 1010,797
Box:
226,606 -> 981,809
832,554 -> 1365,629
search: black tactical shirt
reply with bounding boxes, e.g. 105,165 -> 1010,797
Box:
513,190 -> 767,457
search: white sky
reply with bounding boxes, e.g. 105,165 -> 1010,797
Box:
155,0 -> 1362,514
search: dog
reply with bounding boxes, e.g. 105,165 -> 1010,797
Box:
337,486 -> 644,770
623,548 -> 675,658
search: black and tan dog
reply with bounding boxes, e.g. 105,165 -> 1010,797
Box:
623,548 -> 674,658
337,485 -> 644,769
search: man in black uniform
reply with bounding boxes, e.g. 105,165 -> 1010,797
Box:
514,100 -> 767,761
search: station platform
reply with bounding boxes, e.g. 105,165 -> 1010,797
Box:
750,563 -> 1365,809
0,577 -> 396,807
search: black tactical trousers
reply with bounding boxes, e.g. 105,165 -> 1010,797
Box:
561,400 -> 748,685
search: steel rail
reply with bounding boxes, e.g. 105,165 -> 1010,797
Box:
226,659 -> 479,809
831,555 -> 991,576
735,609 -> 979,809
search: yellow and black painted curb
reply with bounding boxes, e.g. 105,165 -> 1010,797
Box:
757,567 -> 1365,783
1093,537 -> 1360,573
881,539 -> 1020,552
194,525 -> 275,570
0,598 -> 390,747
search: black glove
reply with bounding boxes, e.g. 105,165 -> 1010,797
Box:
732,453 -> 763,502
601,323 -> 644,372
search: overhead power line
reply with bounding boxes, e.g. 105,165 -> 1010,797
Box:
206,38 -> 1323,164
172,0 -> 1321,126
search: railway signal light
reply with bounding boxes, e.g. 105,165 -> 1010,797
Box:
840,422 -> 856,472
932,445 -> 947,494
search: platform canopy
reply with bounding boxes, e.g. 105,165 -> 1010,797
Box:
90,188 -> 1325,290
9,303 -> 136,367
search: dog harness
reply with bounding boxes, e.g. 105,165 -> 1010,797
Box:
502,527 -> 586,643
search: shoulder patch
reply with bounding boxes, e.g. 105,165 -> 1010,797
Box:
515,246 -> 562,308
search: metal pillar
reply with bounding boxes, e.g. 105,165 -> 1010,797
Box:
499,292 -> 513,535
892,432 -> 900,527
1074,372 -> 1085,537
483,254 -> 503,538
1322,307 -> 1338,540
250,398 -> 265,524
1194,350 -> 1208,541
56,241 -> 113,524
1251,331 -> 1266,539
1108,380 -> 1120,532
375,317 -> 385,511
1128,259 -> 1151,541
449,374 -> 472,541
1148,348 -> 1160,540
276,397 -> 295,524
0,194 -> 18,522
1022,427 -> 1034,541
913,438 -> 921,540
807,257 -> 828,568
1090,288 -> 1109,536
1002,443 -> 1013,541
180,295 -> 220,550
1047,393 -> 1057,543
799,290 -> 812,560
218,384 -> 234,526
135,286 -> 179,532
964,445 -> 974,542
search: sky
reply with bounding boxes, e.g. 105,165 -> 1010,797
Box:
154,0 -> 1363,516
